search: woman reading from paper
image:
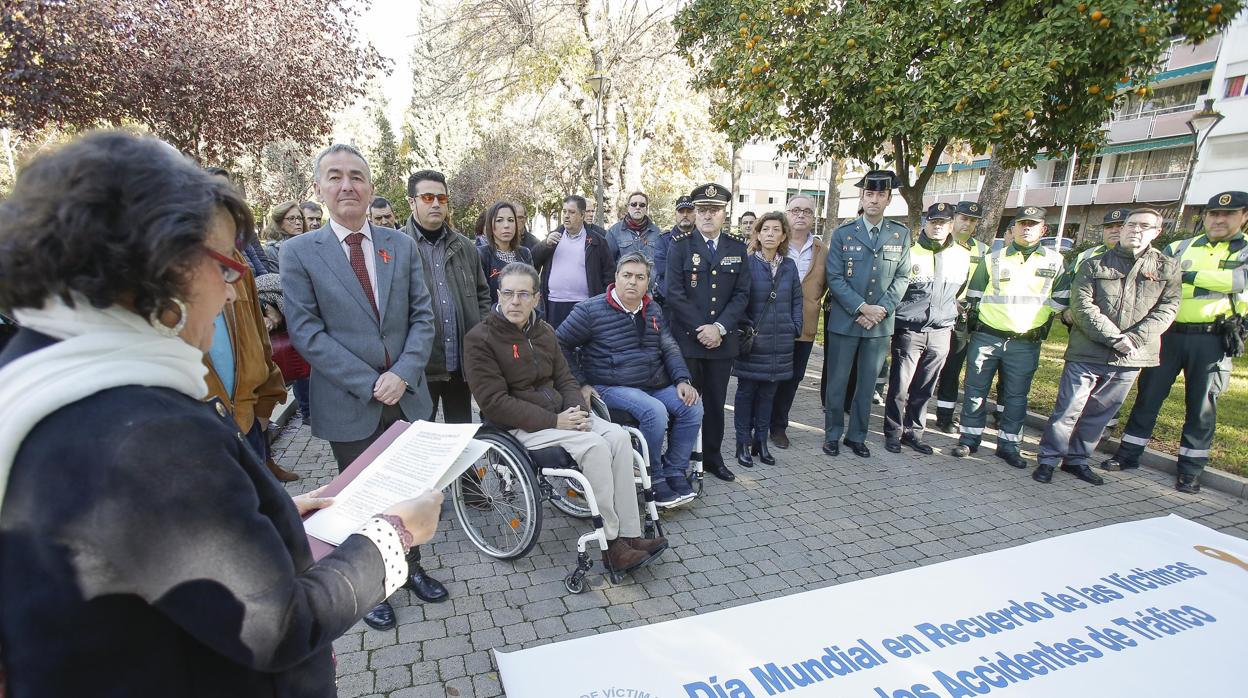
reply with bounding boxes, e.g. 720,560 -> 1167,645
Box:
463,262 -> 668,577
0,130 -> 443,697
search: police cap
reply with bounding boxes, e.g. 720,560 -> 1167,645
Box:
1012,206 -> 1046,224
1207,191 -> 1248,211
1103,208 -> 1132,224
854,170 -> 900,192
955,201 -> 982,219
926,202 -> 955,220
675,195 -> 694,211
690,183 -> 731,207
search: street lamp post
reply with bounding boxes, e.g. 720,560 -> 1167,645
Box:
586,72 -> 608,227
1175,98 -> 1225,234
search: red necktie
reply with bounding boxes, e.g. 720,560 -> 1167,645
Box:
344,232 -> 380,318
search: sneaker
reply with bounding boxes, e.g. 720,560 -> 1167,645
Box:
668,475 -> 697,502
651,479 -> 686,508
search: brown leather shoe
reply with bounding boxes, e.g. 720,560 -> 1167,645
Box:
604,538 -> 648,573
266,457 -> 300,482
623,536 -> 669,556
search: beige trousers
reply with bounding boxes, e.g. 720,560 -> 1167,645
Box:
510,416 -> 641,539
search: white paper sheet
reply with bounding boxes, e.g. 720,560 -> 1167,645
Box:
304,420 -> 482,545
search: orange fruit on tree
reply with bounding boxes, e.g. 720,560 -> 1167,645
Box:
1025,109 -> 1035,119
1077,3 -> 1087,12
1212,3 -> 1223,13
1088,84 -> 1101,94
847,38 -> 857,48
739,12 -> 749,21
1099,17 -> 1110,28
1090,10 -> 1103,20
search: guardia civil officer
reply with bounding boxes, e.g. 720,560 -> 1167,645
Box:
952,207 -> 1071,467
1060,208 -> 1130,327
884,202 -> 971,454
934,200 -> 989,433
822,171 -> 911,458
665,183 -> 751,481
1104,191 -> 1248,493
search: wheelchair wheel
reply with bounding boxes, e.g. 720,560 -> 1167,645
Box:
451,430 -> 542,560
548,474 -> 593,519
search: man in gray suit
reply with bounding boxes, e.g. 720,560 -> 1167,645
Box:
282,143 -> 446,631
822,170 -> 912,458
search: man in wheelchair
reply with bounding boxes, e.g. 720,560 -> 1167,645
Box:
463,262 -> 668,576
555,252 -> 703,508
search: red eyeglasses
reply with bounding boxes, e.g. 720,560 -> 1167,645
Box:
202,246 -> 248,284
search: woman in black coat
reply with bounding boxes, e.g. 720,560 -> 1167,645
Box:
732,212 -> 804,468
477,201 -> 534,304
0,131 -> 443,697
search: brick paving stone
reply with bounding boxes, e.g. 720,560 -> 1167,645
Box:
270,346 -> 1248,696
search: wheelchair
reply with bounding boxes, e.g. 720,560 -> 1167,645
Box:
450,397 -> 675,593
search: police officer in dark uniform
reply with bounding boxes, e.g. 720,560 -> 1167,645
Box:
822,170 -> 911,457
654,195 -> 695,306
665,184 -> 752,481
1104,191 -> 1248,493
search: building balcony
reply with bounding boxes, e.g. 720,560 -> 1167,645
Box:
1108,105 -> 1199,142
1162,35 -> 1222,72
923,172 -> 1187,210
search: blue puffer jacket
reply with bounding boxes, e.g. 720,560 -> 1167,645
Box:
733,254 -> 803,382
555,286 -> 692,390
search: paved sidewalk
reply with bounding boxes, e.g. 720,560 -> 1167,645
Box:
273,350 -> 1248,698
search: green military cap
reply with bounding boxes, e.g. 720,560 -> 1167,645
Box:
690,183 -> 731,207
955,201 -> 982,218
926,202 -> 955,220
1012,206 -> 1046,224
1207,191 -> 1248,211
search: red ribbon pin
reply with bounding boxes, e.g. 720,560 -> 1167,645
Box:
378,249 -> 392,263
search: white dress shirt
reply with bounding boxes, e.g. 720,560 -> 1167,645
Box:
330,218 -> 380,310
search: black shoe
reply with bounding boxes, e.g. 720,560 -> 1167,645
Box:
996,450 -> 1028,469
842,438 -> 871,458
1061,463 -> 1105,485
1100,458 -> 1138,472
952,444 -> 976,458
770,430 -> 790,449
901,433 -> 934,455
404,565 -> 449,603
885,439 -> 902,453
1176,473 -> 1201,494
1032,464 -> 1055,483
936,418 -> 959,435
705,462 -> 736,482
753,437 -> 776,465
362,601 -> 396,630
735,442 -> 754,468
822,441 -> 840,457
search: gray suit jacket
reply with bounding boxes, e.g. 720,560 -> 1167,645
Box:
281,223 -> 435,442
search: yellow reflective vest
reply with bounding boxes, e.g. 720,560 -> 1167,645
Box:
967,244 -> 1070,334
1167,233 -> 1248,324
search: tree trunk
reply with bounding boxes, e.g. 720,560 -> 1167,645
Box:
975,156 -> 1017,244
730,142 -> 743,221
822,158 -> 841,236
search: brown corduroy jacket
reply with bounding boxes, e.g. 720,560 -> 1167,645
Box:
799,235 -> 830,342
203,253 -> 287,431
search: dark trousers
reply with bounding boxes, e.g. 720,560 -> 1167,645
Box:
1038,361 -> 1139,468
936,325 -> 1005,419
735,378 -> 780,445
885,328 -> 951,442
823,333 -> 890,443
428,371 -> 473,423
1116,331 -> 1231,476
769,340 -> 814,435
687,357 -> 734,468
545,300 -> 579,329
292,378 -> 311,425
243,419 -> 270,464
328,403 -> 423,585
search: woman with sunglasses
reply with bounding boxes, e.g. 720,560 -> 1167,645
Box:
477,201 -> 534,304
0,131 -> 443,697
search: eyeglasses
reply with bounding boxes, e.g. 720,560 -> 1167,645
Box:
283,215 -> 304,223
415,193 -> 450,204
695,206 -> 722,215
787,208 -> 814,217
499,289 -> 535,302
1123,222 -> 1159,232
628,202 -> 648,209
203,246 -> 248,284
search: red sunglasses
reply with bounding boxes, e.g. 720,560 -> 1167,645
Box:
202,246 -> 248,284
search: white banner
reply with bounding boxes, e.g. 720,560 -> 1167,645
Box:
496,515 -> 1248,698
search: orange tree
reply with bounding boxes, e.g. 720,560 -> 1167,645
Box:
675,0 -> 1241,229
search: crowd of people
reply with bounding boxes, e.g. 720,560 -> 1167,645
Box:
0,129 -> 1243,694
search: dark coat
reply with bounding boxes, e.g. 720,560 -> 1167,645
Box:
462,310 -> 587,433
555,287 -> 692,390
733,255 -> 804,382
664,230 -> 752,359
1068,245 -> 1182,367
0,329 -> 386,698
531,227 -> 614,302
476,243 -> 534,304
402,218 -> 493,380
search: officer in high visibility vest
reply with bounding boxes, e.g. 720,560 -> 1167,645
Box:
883,202 -> 971,454
1104,191 -> 1248,493
952,206 -> 1071,467
934,201 -> 989,433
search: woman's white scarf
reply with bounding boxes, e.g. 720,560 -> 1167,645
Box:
0,295 -> 208,514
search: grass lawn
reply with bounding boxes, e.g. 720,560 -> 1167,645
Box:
1031,323 -> 1248,478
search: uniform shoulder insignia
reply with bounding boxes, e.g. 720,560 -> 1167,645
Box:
889,219 -> 910,231
672,230 -> 692,241
724,231 -> 747,244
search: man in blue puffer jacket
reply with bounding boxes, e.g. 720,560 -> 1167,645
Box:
556,252 -> 705,508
